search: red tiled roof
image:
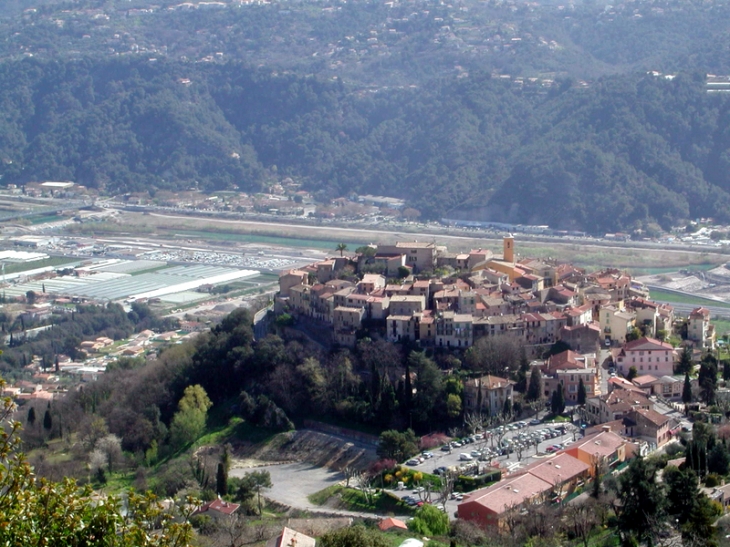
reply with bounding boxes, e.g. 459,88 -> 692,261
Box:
193,498 -> 240,516
623,337 -> 674,352
378,517 -> 408,531
521,453 -> 589,485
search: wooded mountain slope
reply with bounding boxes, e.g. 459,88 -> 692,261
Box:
1,58 -> 730,234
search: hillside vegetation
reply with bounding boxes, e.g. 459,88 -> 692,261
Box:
1,58 -> 730,233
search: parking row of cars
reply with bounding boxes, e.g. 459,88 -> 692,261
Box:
406,451 -> 435,466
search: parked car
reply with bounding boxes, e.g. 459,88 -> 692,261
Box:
406,459 -> 420,466
459,453 -> 473,461
441,445 -> 451,452
529,419 -> 542,426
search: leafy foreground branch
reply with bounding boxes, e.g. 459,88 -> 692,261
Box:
0,377 -> 196,547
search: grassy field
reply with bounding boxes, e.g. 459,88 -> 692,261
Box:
308,484 -> 416,515
648,288 -> 730,309
28,214 -> 63,225
2,256 -> 78,275
170,229 -> 363,251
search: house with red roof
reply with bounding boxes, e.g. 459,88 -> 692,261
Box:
191,498 -> 240,519
615,337 -> 675,377
624,407 -> 673,448
457,473 -> 553,529
266,527 -> 316,547
688,307 -> 715,350
463,375 -> 514,416
564,430 -> 628,473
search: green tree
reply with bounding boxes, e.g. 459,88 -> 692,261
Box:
550,384 -> 565,415
169,384 -> 212,449
43,408 -> 52,434
230,470 -> 272,515
410,351 -> 444,429
335,243 -> 348,257
408,504 -> 450,536
682,495 -> 719,547
617,456 -> 665,545
664,465 -> 699,524
318,525 -> 389,547
677,346 -> 693,375
526,366 -> 543,402
708,444 -> 730,476
514,348 -> 530,392
377,429 -> 418,461
446,393 -> 462,419
683,372 -> 693,405
0,377 -> 195,546
626,366 -> 638,381
216,462 -> 227,496
577,377 -> 587,405
698,356 -> 718,404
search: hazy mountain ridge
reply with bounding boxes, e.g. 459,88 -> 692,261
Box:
0,58 -> 729,233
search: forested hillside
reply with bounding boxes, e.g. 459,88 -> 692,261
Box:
1,57 -> 730,233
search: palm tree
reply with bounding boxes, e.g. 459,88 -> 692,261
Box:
335,243 -> 348,257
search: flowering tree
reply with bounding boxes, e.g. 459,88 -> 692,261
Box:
0,376 -> 196,546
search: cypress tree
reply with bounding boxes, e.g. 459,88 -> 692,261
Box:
216,462 -> 227,496
27,406 -> 36,428
577,377 -> 587,405
476,377 -> 483,411
682,372 -> 692,405
43,408 -> 52,433
527,366 -> 543,402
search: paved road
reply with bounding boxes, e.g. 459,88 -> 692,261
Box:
229,462 -> 393,519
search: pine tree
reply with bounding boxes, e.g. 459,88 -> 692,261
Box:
577,377 -> 587,405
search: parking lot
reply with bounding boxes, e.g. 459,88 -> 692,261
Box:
394,418 -> 581,514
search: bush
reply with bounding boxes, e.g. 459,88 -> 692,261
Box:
409,504 -> 450,536
705,473 -> 722,487
455,469 -> 501,492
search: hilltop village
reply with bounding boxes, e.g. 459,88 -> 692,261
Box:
276,236 -> 713,353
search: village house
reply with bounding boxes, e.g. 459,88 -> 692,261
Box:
688,307 -> 715,350
584,387 -> 652,424
192,498 -> 240,519
564,429 -> 628,473
463,375 -> 514,416
377,241 -> 438,272
457,473 -> 553,529
614,337 -> 676,377
624,407 -> 673,448
435,311 -> 474,348
266,527 -> 316,547
599,305 -> 636,344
